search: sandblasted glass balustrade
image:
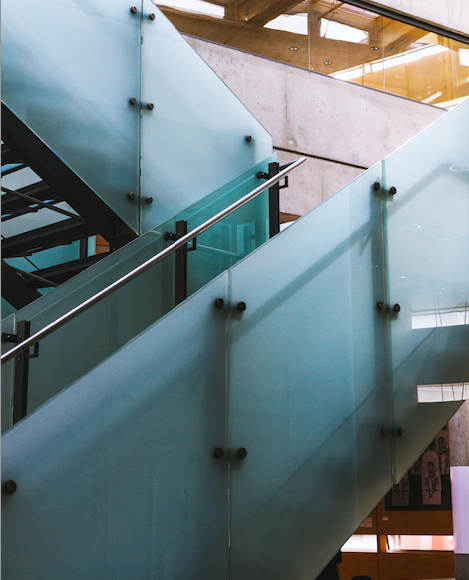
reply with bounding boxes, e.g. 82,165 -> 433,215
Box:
1,0 -> 141,231
140,0 -> 273,231
1,159 -> 272,431
2,164 -> 393,579
180,157 -> 273,295
384,98 -> 469,479
229,164 -> 392,577
3,102 -> 469,579
2,276 -> 230,580
2,222 -> 174,432
2,0 -> 273,234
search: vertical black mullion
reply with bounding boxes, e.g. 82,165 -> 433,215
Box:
79,237 -> 88,259
12,320 -> 31,424
174,220 -> 188,305
268,162 -> 280,238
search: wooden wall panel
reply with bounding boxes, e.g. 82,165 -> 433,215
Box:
376,500 -> 453,536
342,552 -> 379,580
377,552 -> 455,580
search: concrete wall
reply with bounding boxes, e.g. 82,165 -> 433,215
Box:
185,36 -> 445,216
367,0 -> 469,38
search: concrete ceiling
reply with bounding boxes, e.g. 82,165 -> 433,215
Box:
157,0 -> 430,74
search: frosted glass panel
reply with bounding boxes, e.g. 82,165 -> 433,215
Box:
385,100 -> 469,479
4,97 -> 468,576
1,0 -> 141,230
3,222 -> 175,426
2,158 -> 272,429
228,166 -> 392,578
181,157 -> 274,296
140,1 -> 272,231
2,0 -> 274,236
2,275 -> 229,579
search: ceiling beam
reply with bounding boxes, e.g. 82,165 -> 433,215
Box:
242,0 -> 304,25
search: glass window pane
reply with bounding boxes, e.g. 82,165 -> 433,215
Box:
310,2 -> 383,88
157,0 -> 469,109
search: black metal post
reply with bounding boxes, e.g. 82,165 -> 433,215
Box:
174,220 -> 188,305
79,237 -> 88,260
12,320 -> 38,424
268,162 -> 281,238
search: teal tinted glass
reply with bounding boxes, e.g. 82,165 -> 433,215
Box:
1,222 -> 175,429
140,1 -> 273,232
2,275 -> 229,579
1,0 -> 141,231
181,156 -> 274,296
384,100 -> 469,479
2,160 -> 271,429
228,166 -> 392,577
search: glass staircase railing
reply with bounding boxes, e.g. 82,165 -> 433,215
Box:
1,104 -> 139,314
1,130 -> 110,318
2,0 -> 276,431
2,99 -> 468,580
384,97 -> 469,480
2,0 -> 273,235
1,155 -> 279,430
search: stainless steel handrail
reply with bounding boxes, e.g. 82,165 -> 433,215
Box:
1,157 -> 306,365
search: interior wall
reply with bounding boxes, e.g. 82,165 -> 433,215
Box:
341,502 -> 454,580
185,35 -> 445,215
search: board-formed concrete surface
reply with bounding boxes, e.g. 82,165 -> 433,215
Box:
186,35 -> 445,215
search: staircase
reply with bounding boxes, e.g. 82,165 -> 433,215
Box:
2,0 -> 469,577
1,103 -> 135,313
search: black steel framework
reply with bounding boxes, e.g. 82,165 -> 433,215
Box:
1,102 -> 136,249
1,104 -> 120,308
1,264 -> 43,309
2,218 -> 97,258
2,321 -> 40,425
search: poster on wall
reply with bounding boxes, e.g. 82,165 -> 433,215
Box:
391,472 -> 409,506
385,426 -> 452,511
436,429 -> 450,475
421,448 -> 441,505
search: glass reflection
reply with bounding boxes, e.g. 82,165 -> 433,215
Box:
412,307 -> 468,330
418,384 -> 469,403
155,0 -> 469,108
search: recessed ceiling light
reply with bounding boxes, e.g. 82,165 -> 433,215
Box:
370,46 -> 380,51
290,46 -> 298,51
324,60 -> 332,65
